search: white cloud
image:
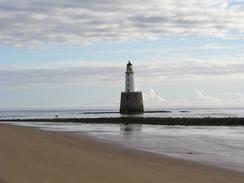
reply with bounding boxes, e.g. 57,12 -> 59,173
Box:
236,92 -> 244,100
136,60 -> 244,81
201,44 -> 234,49
144,89 -> 244,108
143,88 -> 167,108
0,0 -> 244,47
1,59 -> 244,88
144,88 -> 165,101
194,89 -> 223,105
195,89 -> 206,99
0,65 -> 124,87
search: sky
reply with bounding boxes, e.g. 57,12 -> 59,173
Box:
1,0 -> 244,109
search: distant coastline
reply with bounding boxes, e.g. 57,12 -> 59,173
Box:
1,117 -> 244,126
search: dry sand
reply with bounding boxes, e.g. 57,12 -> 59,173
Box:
0,124 -> 243,183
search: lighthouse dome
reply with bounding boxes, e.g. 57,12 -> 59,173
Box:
127,61 -> 132,66
126,61 -> 133,73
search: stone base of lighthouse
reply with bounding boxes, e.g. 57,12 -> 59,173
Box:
120,92 -> 144,114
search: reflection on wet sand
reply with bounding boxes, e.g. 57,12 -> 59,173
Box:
120,124 -> 142,136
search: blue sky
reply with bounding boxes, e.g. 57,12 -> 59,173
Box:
1,0 -> 244,109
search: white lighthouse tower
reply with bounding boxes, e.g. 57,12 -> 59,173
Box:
125,61 -> 135,93
120,61 -> 144,114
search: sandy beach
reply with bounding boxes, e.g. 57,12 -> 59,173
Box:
0,124 -> 244,183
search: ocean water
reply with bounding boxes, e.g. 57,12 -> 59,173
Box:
1,121 -> 244,173
1,107 -> 244,119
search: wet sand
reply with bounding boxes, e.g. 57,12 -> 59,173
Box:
0,124 -> 244,183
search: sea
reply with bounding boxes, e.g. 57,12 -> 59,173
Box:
1,107 -> 244,119
0,107 -> 244,173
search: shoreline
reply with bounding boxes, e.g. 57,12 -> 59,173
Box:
1,117 -> 244,126
71,130 -> 244,174
1,124 -> 244,183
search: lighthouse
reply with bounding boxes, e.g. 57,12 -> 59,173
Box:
125,61 -> 135,93
120,61 -> 144,114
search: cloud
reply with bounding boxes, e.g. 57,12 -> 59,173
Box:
143,88 -> 167,108
192,89 -> 244,107
1,59 -> 244,88
236,92 -> 244,100
0,65 -> 124,87
144,89 -> 244,108
136,60 -> 244,81
201,44 -> 234,49
194,89 -> 223,105
144,88 -> 166,103
195,89 -> 206,99
0,0 -> 244,47
144,88 -> 244,108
